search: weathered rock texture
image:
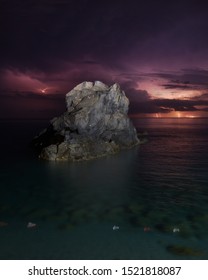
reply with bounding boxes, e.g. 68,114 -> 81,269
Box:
33,81 -> 139,161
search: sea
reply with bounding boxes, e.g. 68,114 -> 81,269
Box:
0,117 -> 208,260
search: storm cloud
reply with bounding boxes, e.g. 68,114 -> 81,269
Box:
1,0 -> 208,118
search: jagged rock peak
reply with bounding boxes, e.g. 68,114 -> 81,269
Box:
65,81 -> 129,115
70,81 -> 109,92
32,81 -> 139,161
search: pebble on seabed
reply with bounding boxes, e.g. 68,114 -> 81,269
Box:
144,227 -> 151,232
113,225 -> 119,230
27,222 -> 37,228
0,221 -> 8,227
173,227 -> 180,233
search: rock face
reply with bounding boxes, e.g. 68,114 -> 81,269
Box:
32,81 -> 139,161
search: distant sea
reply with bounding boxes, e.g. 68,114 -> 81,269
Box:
0,118 -> 208,259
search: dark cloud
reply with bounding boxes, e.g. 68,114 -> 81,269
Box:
129,95 -> 208,115
152,99 -> 198,112
81,60 -> 100,65
151,68 -> 208,89
0,90 -> 65,119
127,89 -> 150,102
192,93 -> 208,100
162,84 -> 195,90
140,69 -> 208,102
1,1 -> 208,117
1,0 -> 208,72
0,90 -> 64,100
129,101 -> 173,114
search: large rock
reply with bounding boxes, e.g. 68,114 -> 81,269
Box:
32,81 -> 139,161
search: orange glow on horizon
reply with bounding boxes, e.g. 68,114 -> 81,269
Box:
185,115 -> 198,118
130,111 -> 206,118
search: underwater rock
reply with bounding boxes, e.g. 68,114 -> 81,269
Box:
27,208 -> 52,220
173,227 -> 180,233
32,81 -> 139,161
129,215 -> 153,229
47,213 -> 69,222
69,208 -> 89,224
143,226 -> 152,232
143,209 -> 168,226
155,223 -> 173,233
102,207 -> 125,223
190,214 -> 208,230
128,202 -> 143,215
177,223 -> 193,238
0,221 -> 8,227
27,222 -> 37,228
166,245 -> 204,256
113,225 -> 120,230
155,222 -> 193,238
191,222 -> 208,239
58,223 -> 75,231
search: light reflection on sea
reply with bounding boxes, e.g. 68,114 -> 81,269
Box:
0,118 -> 208,259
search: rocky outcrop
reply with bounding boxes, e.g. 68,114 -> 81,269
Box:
32,81 -> 139,161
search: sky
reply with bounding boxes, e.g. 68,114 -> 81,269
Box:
1,0 -> 208,119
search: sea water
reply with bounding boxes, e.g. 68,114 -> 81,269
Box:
0,118 -> 208,259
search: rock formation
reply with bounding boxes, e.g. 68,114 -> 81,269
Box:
32,81 -> 139,161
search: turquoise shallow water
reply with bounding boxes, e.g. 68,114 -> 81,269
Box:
0,118 -> 208,259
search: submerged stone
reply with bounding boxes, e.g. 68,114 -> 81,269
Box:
69,208 -> 89,224
0,221 -> 8,227
154,220 -> 196,239
128,202 -> 144,214
166,245 -> 204,256
32,81 -> 139,161
57,223 -> 75,231
103,207 -> 125,222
